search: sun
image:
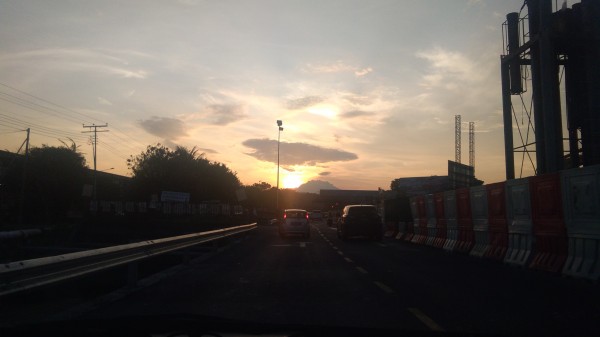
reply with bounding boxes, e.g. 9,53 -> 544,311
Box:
282,173 -> 303,189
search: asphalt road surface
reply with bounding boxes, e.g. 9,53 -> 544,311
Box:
59,221 -> 598,336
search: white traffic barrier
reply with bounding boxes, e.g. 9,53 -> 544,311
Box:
409,197 -> 421,243
470,185 -> 490,257
425,194 -> 437,246
561,165 -> 600,280
443,190 -> 458,252
504,178 -> 533,266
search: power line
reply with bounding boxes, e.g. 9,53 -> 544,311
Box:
0,82 -> 104,124
0,82 -> 148,150
0,113 -> 85,138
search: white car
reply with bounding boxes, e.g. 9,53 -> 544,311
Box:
279,209 -> 310,239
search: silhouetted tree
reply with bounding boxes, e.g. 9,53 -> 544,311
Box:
1,140 -> 88,223
127,144 -> 241,202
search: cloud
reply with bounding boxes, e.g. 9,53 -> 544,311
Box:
341,110 -> 374,118
303,61 -> 373,77
139,116 -> 187,140
354,67 -> 373,77
242,138 -> 358,166
198,147 -> 218,154
343,94 -> 373,106
0,48 -> 150,79
204,104 -> 246,125
286,96 -> 325,110
416,47 -> 478,89
97,97 -> 112,106
319,171 -> 331,176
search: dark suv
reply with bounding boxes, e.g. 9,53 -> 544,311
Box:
337,205 -> 382,241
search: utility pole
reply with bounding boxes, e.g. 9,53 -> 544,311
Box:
18,128 -> 30,224
82,124 -> 109,204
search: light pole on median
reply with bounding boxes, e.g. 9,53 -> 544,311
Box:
276,120 -> 283,214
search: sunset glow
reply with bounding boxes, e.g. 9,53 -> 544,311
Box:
0,1 -> 534,190
282,173 -> 304,189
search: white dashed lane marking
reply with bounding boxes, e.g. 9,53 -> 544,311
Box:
408,308 -> 445,332
356,266 -> 368,274
374,281 -> 394,294
344,257 -> 353,263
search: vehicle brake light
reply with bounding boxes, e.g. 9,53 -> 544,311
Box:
283,213 -> 287,219
306,213 -> 309,219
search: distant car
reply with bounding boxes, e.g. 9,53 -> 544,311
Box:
308,210 -> 323,222
337,205 -> 382,241
279,209 -> 310,239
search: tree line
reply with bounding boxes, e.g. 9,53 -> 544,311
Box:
0,142 -> 315,225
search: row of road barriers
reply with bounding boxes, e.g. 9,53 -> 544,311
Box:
394,165 -> 600,281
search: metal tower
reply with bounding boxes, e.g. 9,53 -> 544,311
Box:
501,0 -> 600,179
455,115 -> 461,163
469,122 -> 475,169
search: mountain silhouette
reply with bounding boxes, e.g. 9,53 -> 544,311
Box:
295,180 -> 339,194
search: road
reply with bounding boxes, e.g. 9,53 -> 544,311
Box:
66,221 -> 600,336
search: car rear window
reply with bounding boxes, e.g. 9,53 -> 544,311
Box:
348,207 -> 377,216
286,211 -> 307,218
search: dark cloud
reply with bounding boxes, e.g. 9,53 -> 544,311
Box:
198,147 -> 218,154
139,116 -> 187,140
286,96 -> 324,110
242,138 -> 358,166
319,171 -> 331,176
205,104 -> 246,125
341,110 -> 375,118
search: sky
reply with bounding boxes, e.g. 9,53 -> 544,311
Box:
0,0 -> 561,190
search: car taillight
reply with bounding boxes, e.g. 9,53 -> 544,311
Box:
306,214 -> 309,219
283,213 -> 287,219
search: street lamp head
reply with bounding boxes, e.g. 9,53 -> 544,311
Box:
279,127 -> 283,131
277,120 -> 282,127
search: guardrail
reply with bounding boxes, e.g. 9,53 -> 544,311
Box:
0,223 -> 257,297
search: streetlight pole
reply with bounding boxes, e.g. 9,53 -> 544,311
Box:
276,120 -> 283,213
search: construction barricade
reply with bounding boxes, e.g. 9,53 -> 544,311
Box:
425,194 -> 437,246
529,173 -> 568,273
433,192 -> 447,248
561,165 -> 600,280
396,221 -> 409,240
469,185 -> 490,257
443,190 -> 458,252
410,195 -> 427,245
504,178 -> 534,266
484,182 -> 509,260
403,221 -> 415,241
455,188 -> 475,253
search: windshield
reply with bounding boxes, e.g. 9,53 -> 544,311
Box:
348,206 -> 378,217
285,211 -> 307,219
2,1 -> 599,337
